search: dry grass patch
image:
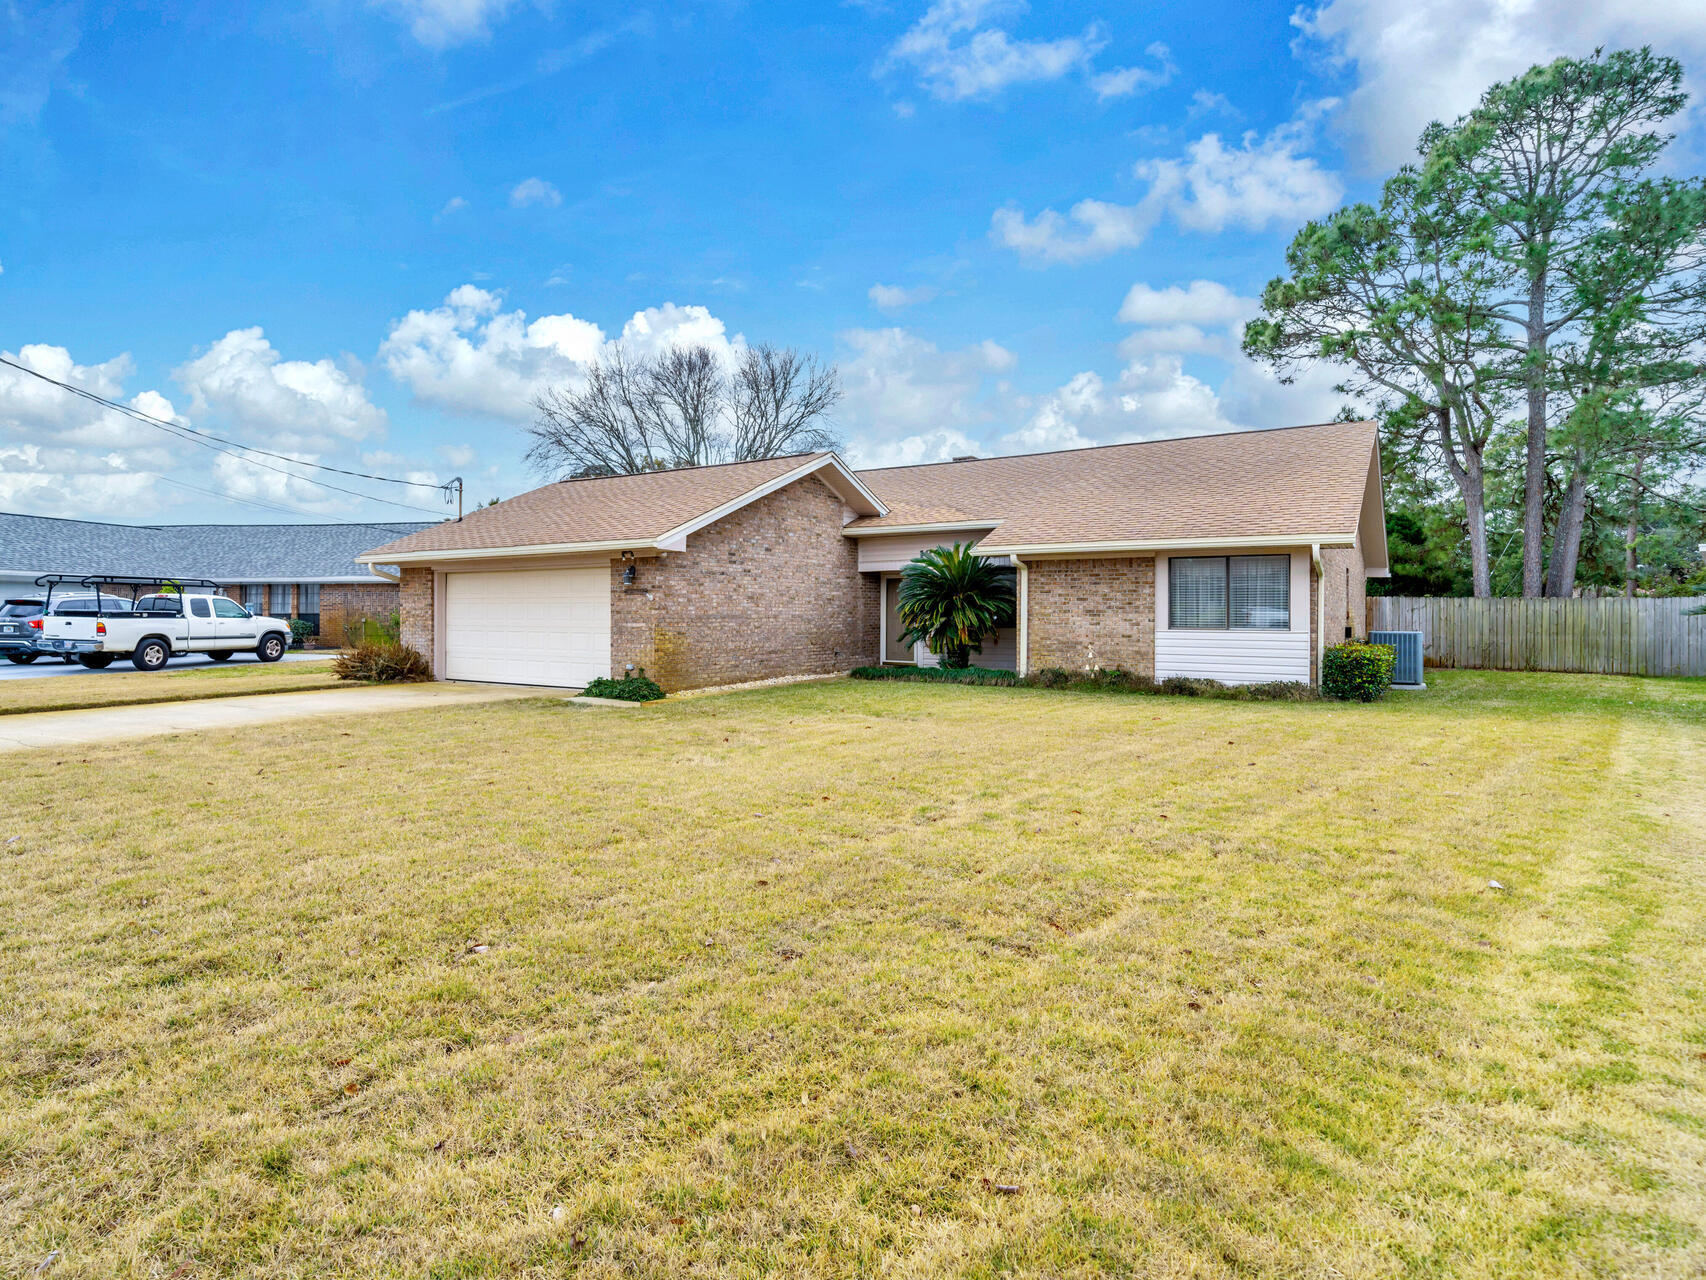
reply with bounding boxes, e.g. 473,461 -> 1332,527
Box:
1,672 -> 1703,1277
0,659 -> 342,716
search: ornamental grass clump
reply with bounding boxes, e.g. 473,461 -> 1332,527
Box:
332,641 -> 433,683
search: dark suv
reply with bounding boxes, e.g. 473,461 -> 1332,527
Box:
0,598 -> 46,663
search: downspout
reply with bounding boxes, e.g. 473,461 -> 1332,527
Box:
1014,556 -> 1029,677
1310,543 -> 1324,687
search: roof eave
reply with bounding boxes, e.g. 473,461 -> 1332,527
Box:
363,453 -> 890,565
983,533 -> 1359,557
358,537 -> 659,566
842,519 -> 1003,538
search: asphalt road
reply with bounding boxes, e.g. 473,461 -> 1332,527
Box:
0,651 -> 334,681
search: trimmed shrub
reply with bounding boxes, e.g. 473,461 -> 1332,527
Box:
333,641 -> 432,683
1321,641 -> 1396,702
288,618 -> 313,649
850,665 -> 1020,686
851,663 -> 1318,701
581,668 -> 666,702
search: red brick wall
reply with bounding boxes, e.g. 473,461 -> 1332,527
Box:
610,474 -> 877,691
1026,556 -> 1156,676
321,582 -> 402,646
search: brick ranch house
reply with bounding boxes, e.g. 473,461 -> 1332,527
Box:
360,420 -> 1390,691
0,512 -> 431,643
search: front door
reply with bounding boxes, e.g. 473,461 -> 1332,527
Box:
882,576 -> 914,664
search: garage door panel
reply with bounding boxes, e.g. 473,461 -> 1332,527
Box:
444,568 -> 610,687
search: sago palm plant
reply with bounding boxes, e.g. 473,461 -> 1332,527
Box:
897,543 -> 1016,669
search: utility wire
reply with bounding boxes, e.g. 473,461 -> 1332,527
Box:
143,472 -> 429,534
0,354 -> 454,517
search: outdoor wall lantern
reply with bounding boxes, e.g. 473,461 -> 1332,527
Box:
622,549 -> 637,586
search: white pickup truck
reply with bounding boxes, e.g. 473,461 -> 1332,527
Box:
37,588 -> 293,671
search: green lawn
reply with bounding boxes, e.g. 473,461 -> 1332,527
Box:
0,657 -> 342,716
1,671 -> 1702,1278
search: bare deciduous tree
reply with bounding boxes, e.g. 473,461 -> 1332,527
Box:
527,347 -> 672,478
526,340 -> 843,478
729,343 -> 843,461
648,345 -> 726,468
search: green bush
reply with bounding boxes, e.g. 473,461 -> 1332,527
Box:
288,618 -> 313,649
850,665 -> 1019,686
332,641 -> 432,683
581,668 -> 666,702
1321,641 -> 1396,702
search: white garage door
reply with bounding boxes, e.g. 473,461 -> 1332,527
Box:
444,567 -> 610,688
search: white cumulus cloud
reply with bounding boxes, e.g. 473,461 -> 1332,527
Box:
992,112 -> 1342,262
1117,279 -> 1256,327
1140,119 -> 1343,233
1088,42 -> 1176,101
837,326 -> 1015,466
0,343 -> 183,517
1293,0 -> 1706,169
509,177 -> 562,208
174,328 -> 388,449
882,0 -> 1106,101
991,198 -> 1160,264
373,0 -> 518,47
868,283 -> 939,311
378,288 -> 744,423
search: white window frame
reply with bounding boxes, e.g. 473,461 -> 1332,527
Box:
1167,554 -> 1291,631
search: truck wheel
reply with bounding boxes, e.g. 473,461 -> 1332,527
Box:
5,652 -> 38,664
78,653 -> 115,669
131,640 -> 170,672
258,634 -> 285,663
207,651 -> 234,662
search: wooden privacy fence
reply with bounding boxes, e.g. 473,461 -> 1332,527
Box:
1367,596 -> 1706,677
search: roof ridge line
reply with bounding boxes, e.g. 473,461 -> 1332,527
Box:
852,420 -> 1375,475
548,451 -> 825,485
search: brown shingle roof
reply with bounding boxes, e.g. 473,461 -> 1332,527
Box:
363,453 -> 835,560
849,421 -> 1378,550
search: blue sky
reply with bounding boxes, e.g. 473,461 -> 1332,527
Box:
3,0 -> 1703,524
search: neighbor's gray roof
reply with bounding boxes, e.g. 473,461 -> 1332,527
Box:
0,512 -> 439,582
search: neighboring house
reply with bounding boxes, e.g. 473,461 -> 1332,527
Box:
361,420 -> 1389,690
0,512 -> 433,642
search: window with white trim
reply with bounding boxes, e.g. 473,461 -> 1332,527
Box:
1168,555 -> 1290,630
243,584 -> 263,612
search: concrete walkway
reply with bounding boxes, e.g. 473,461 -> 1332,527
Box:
0,682 -> 556,753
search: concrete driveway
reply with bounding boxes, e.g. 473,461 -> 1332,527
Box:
0,682 -> 556,753
0,651 -> 332,682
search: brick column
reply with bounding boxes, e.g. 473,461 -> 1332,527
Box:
398,568 -> 436,674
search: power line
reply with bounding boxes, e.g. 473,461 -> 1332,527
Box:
143,473 -> 428,534
0,354 -> 456,517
